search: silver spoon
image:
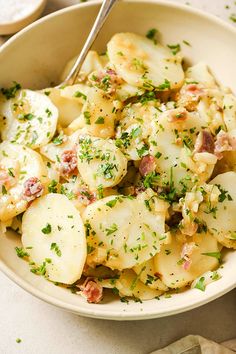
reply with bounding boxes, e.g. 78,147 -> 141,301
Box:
61,0 -> 118,86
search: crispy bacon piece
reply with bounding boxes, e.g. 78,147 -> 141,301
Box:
80,278 -> 103,304
179,84 -> 205,111
194,131 -> 215,154
139,155 -> 156,177
23,177 -> 44,202
77,187 -> 96,206
60,149 -> 77,177
214,131 -> 236,159
167,108 -> 188,123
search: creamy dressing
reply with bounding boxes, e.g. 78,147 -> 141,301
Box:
0,0 -> 42,24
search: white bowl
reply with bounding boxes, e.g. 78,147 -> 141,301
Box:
0,0 -> 235,320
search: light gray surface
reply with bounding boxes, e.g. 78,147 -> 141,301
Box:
0,0 -> 236,353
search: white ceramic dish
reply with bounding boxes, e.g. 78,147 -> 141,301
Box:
0,0 -> 47,35
0,0 -> 236,320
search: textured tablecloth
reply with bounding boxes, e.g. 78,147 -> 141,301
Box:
0,1 -> 236,353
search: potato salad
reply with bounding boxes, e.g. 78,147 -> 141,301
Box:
0,31 -> 236,304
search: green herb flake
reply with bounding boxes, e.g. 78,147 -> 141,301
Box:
50,242 -> 62,257
167,43 -> 181,55
194,276 -> 206,291
202,252 -> 221,261
16,338 -> 22,344
41,223 -> 52,234
105,223 -> 118,236
15,247 -> 29,258
1,81 -> 21,99
95,116 -> 105,124
146,28 -> 158,44
84,111 -> 91,125
74,91 -> 87,100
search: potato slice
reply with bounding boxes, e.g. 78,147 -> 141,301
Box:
0,89 -> 58,149
154,232 -> 220,288
40,129 -> 83,163
77,136 -> 127,189
0,142 -> 48,222
80,87 -> 117,139
223,94 -> 236,131
100,269 -> 163,300
41,84 -> 88,127
83,189 -> 169,270
133,258 -> 168,291
22,193 -> 86,284
199,172 -> 236,249
107,33 -> 184,90
185,62 -> 218,88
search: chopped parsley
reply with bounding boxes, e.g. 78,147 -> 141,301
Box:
41,223 -> 52,234
167,43 -> 181,55
84,111 -> 91,125
105,223 -> 118,236
202,252 -> 222,262
48,180 -> 58,193
194,276 -> 205,291
1,81 -> 21,99
50,243 -> 62,257
74,91 -> 87,100
157,79 -> 171,91
146,28 -> 158,44
95,116 -> 105,124
15,247 -> 29,258
216,184 -> 233,203
53,133 -> 64,145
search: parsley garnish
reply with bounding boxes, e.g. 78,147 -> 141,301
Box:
74,91 -> 87,100
15,247 -> 29,258
167,43 -> 181,55
202,252 -> 221,262
95,116 -> 105,124
83,111 -> 91,125
1,81 -> 21,99
105,223 -> 118,236
194,277 -> 205,291
50,243 -> 62,257
41,223 -> 52,234
146,28 -> 158,44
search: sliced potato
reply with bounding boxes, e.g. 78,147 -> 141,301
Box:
107,33 -> 184,90
40,129 -> 83,163
0,89 -> 58,149
0,142 -> 48,221
133,258 -> 168,291
154,232 -> 220,288
100,269 -> 163,300
185,62 -> 218,88
77,136 -> 127,189
199,172 -> 236,249
223,94 -> 236,131
22,193 -> 86,284
80,87 -> 117,138
41,85 -> 88,127
83,189 -> 169,270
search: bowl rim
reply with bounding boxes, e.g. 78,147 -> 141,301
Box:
0,0 -> 236,320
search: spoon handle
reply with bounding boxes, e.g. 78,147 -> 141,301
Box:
64,0 -> 118,85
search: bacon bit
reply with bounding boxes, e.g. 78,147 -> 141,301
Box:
60,149 -> 77,177
167,108 -> 188,123
185,84 -> 204,98
79,278 -> 103,304
77,187 -> 96,206
179,84 -> 205,111
180,242 -> 197,270
194,130 -> 215,154
23,177 -> 44,202
139,155 -> 156,176
214,131 -> 236,159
